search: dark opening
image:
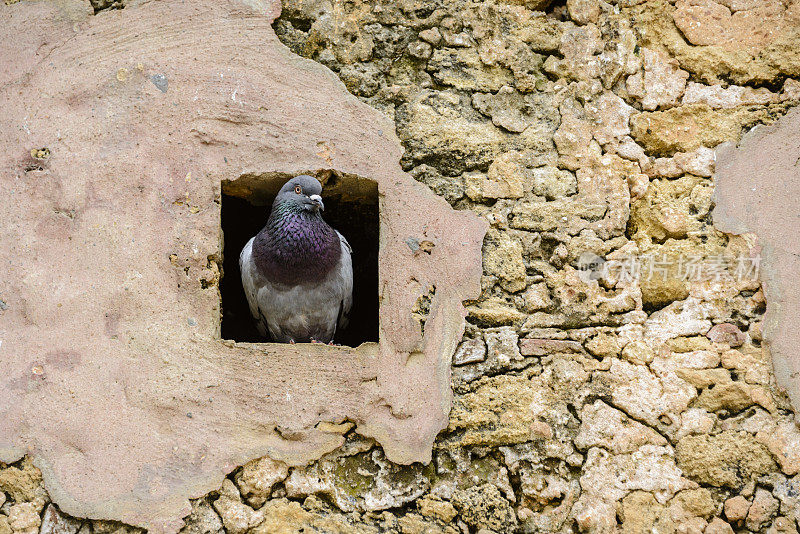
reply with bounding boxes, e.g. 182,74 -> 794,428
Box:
219,172 -> 379,347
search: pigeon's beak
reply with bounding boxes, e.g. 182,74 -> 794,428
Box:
309,194 -> 324,211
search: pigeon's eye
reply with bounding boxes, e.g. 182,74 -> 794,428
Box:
294,185 -> 303,194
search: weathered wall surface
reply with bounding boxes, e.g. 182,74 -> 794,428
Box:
714,107 -> 800,430
2,0 -> 800,533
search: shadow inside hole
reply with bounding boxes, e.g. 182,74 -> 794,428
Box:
220,176 -> 379,347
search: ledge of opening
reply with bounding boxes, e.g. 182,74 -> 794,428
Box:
220,170 -> 379,347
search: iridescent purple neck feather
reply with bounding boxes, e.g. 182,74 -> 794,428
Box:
253,201 -> 341,286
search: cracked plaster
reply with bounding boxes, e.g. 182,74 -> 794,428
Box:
713,106 -> 800,416
0,0 -> 486,531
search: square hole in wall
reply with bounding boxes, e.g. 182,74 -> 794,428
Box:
219,171 -> 379,347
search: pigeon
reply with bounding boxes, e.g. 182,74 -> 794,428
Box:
239,175 -> 353,344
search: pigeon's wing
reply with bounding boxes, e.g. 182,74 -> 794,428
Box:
336,231 -> 354,332
239,237 -> 268,337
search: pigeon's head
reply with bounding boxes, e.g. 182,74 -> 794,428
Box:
275,175 -> 325,213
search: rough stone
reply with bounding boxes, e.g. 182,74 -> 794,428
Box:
682,82 -> 778,108
675,409 -> 715,442
597,16 -> 641,88
451,484 -> 517,533
397,90 -> 509,174
40,505 -> 82,534
418,28 -> 442,46
284,448 -> 428,512
518,462 -> 571,508
676,147 -> 716,177
625,0 -> 800,85
90,520 -> 141,534
675,368 -> 731,389
647,147 -> 716,178
212,480 -> 257,534
573,496 -> 616,533
6,503 -> 41,534
488,152 -> 529,198
452,338 -> 487,366
630,177 -> 712,246
577,445 -> 692,516
630,104 -> 783,156
495,0 -> 553,10
585,333 -> 621,358
178,498 -> 223,534
585,92 -> 635,146
567,0 -> 600,25
510,154 -> 632,240
611,136 -> 649,167
553,100 -> 601,171
724,495 -> 750,523
606,359 -> 696,428
482,231 -> 526,293
543,24 -> 602,81
693,381 -> 764,413
773,476 -> 800,525
416,496 -> 457,524
783,78 -> 800,100
663,349 -> 720,370
528,167 -> 578,200
407,41 -> 433,60
452,327 -> 532,388
626,48 -> 689,110
470,3 -> 562,58
676,431 -> 777,487
621,340 -> 655,365
707,323 -> 746,347
484,328 -> 522,365
519,338 -> 582,357
673,0 -> 789,50
755,421 -> 800,476
0,459 -> 45,504
249,498 -> 377,534
671,487 -> 715,520
447,375 -> 544,447
746,488 -> 779,531
575,400 -> 668,454
472,87 -> 529,133
396,513 -> 450,534
466,162 -> 524,202
720,347 -> 771,385
450,358 -> 586,448
409,165 -> 465,204
619,492 -> 670,534
767,517 -> 799,534
519,283 -> 552,313
467,298 -> 527,326
234,456 -> 290,508
619,488 -> 715,534
644,298 -> 712,346
428,48 -> 514,92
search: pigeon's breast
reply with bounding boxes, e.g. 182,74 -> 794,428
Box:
252,213 -> 342,286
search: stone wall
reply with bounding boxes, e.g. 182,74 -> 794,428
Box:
3,0 -> 800,533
